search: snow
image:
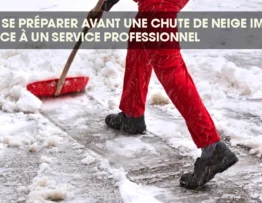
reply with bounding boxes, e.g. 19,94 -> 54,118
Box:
112,170 -> 163,203
184,55 -> 262,101
106,137 -> 158,158
40,155 -> 53,164
1,0 -> 262,202
29,143 -> 39,152
108,98 -> 119,110
0,50 -> 261,202
27,186 -> 68,202
81,154 -> 96,165
149,90 -> 171,106
0,70 -> 42,113
16,90 -> 42,112
95,157 -> 165,203
46,137 -> 61,147
147,116 -> 202,159
8,139 -> 22,148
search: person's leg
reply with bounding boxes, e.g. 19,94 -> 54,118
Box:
105,25 -> 153,133
142,2 -> 238,189
146,33 -> 238,191
150,50 -> 220,148
119,48 -> 153,118
137,2 -> 219,147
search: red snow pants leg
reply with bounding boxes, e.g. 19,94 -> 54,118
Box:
119,1 -> 221,148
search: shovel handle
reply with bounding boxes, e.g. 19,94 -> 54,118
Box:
54,0 -> 105,96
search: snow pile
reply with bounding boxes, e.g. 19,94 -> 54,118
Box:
184,55 -> 262,103
0,111 -> 66,155
0,70 -> 42,113
2,41 -> 261,116
16,90 -> 42,112
149,89 -> 171,106
40,155 -> 53,164
0,113 -> 33,150
29,143 -> 39,153
0,111 -> 74,202
204,100 -> 262,158
76,149 -> 166,203
0,49 -> 126,113
111,169 -> 163,203
27,183 -> 69,202
82,50 -> 125,92
81,153 -> 96,165
95,157 -> 165,203
108,98 -> 119,110
3,136 -> 22,148
46,136 -> 61,148
218,119 -> 262,158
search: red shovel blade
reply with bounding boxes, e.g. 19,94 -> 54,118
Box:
27,76 -> 89,97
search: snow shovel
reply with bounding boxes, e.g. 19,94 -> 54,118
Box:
27,0 -> 107,98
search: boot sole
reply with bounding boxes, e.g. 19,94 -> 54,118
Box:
123,125 -> 147,135
106,124 -> 146,134
106,121 -> 146,134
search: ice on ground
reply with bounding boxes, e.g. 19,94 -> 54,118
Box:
147,116 -> 201,159
106,137 -> 158,158
94,156 -> 165,203
0,143 -> 4,159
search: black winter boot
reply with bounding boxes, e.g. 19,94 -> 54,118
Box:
105,112 -> 146,134
180,141 -> 238,189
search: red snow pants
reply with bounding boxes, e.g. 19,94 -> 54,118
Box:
119,0 -> 221,148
